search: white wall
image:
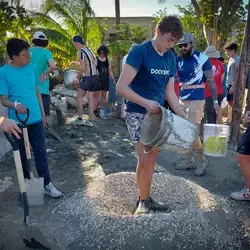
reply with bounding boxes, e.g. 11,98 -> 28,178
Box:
0,104 -> 11,160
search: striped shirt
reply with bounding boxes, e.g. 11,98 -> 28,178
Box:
79,47 -> 98,77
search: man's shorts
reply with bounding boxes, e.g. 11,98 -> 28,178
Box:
41,94 -> 51,116
237,126 -> 250,155
125,112 -> 145,144
80,75 -> 101,92
227,86 -> 234,102
181,100 -> 205,124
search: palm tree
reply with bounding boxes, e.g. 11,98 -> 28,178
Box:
30,0 -> 101,68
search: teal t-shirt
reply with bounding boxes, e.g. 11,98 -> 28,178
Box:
30,47 -> 53,95
0,63 -> 42,125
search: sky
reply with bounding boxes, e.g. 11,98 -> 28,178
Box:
26,0 -> 248,17
25,0 -> 189,17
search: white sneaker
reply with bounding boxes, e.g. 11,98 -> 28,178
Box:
230,187 -> 250,201
44,182 -> 62,198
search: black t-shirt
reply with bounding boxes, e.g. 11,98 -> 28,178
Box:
97,57 -> 109,82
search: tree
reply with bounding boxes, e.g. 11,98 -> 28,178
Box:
107,23 -> 148,57
158,0 -> 247,48
0,1 -> 32,64
230,0 -> 250,145
31,0 -> 102,68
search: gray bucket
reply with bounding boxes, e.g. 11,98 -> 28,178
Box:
140,107 -> 198,154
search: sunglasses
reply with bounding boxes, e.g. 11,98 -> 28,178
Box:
178,43 -> 189,49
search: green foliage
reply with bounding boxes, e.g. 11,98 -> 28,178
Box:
0,1 -> 33,61
107,23 -> 148,57
153,8 -> 168,23
175,4 -> 207,51
31,0 -> 103,68
116,23 -> 148,44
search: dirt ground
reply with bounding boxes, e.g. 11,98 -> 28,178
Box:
0,110 -> 250,250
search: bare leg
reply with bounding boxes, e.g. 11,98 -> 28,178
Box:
94,91 -> 100,111
87,91 -> 96,120
134,143 -> 158,200
228,102 -> 233,123
121,97 -> 125,119
76,89 -> 87,118
101,91 -> 107,104
237,154 -> 250,188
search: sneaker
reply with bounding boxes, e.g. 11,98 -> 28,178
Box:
175,153 -> 195,170
230,187 -> 250,201
72,118 -> 93,127
194,157 -> 209,176
134,197 -> 171,215
44,182 -> 62,198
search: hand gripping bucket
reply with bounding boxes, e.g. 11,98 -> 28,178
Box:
140,107 -> 198,154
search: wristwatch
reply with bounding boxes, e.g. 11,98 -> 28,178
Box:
213,100 -> 218,104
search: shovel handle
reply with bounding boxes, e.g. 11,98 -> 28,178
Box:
15,108 -> 30,128
23,127 -> 31,160
4,132 -> 19,151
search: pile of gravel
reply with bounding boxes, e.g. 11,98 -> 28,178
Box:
51,172 -> 243,250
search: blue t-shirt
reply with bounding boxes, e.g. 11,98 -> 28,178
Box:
176,51 -> 212,100
30,47 -> 53,95
0,63 -> 42,125
125,41 -> 176,114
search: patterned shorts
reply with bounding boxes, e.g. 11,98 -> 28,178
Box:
125,112 -> 145,144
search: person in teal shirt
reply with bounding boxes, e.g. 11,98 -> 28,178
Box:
30,31 -> 56,116
0,38 -> 62,198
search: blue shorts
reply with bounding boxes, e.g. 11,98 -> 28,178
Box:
237,127 -> 250,155
125,112 -> 145,144
80,75 -> 101,92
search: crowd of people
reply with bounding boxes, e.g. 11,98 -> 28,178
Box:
0,15 -> 250,215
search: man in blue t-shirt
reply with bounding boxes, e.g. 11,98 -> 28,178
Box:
0,38 -> 62,198
117,16 -> 186,215
176,33 -> 220,176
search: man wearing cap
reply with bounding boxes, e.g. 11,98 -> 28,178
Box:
204,46 -> 225,124
72,35 -> 100,121
176,32 -> 220,176
30,31 -> 56,117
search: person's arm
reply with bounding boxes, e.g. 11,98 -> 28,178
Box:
204,69 -> 220,114
36,86 -> 46,126
40,51 -> 57,82
0,96 -> 26,113
116,66 -> 160,114
76,51 -> 85,80
0,116 -> 22,139
165,77 -> 186,118
221,73 -> 225,85
108,58 -> 116,84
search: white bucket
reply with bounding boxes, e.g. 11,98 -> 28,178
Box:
203,124 -> 230,157
140,107 -> 198,154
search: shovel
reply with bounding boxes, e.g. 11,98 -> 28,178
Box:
4,132 -> 51,249
15,110 -> 44,206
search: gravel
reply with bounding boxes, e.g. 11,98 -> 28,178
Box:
51,172 -> 243,250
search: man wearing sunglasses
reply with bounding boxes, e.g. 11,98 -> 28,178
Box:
175,33 -> 220,176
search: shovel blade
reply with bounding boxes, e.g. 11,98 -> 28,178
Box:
18,223 -> 51,249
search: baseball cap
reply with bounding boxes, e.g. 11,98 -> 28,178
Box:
176,32 -> 195,45
72,35 -> 85,44
33,31 -> 47,40
204,46 -> 220,59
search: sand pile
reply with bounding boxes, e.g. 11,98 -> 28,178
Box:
52,172 -> 243,250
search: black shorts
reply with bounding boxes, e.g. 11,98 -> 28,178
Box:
80,75 -> 101,92
227,86 -> 234,102
41,94 -> 51,116
99,75 -> 109,91
237,127 -> 250,155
